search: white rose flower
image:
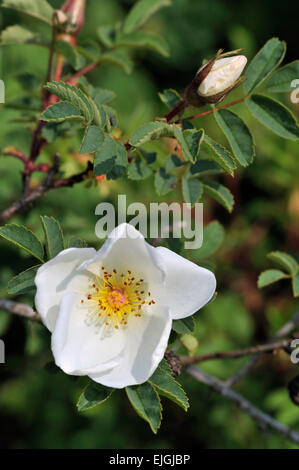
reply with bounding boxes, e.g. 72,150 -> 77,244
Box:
197,55 -> 247,97
35,223 -> 216,388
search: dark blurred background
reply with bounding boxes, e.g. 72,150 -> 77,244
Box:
0,0 -> 298,449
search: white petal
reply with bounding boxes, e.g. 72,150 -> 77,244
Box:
80,223 -> 165,284
35,247 -> 96,331
153,247 -> 216,320
51,292 -> 126,376
88,305 -> 172,388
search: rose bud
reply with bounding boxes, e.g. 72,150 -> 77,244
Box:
184,51 -> 247,107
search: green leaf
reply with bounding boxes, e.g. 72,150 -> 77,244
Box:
7,265 -> 40,295
172,316 -> 195,334
0,25 -> 48,46
203,135 -> 236,176
194,221 -> 225,259
55,40 -> 85,71
44,81 -> 94,124
40,216 -> 64,260
165,154 -> 187,172
182,177 -> 203,206
244,38 -> 286,94
258,269 -> 289,288
267,251 -> 298,276
158,89 -> 182,109
97,25 -> 116,48
92,88 -> 116,105
77,382 -> 114,411
188,159 -> 222,177
41,101 -> 83,123
116,31 -> 169,57
263,60 -> 299,92
0,224 -> 44,262
182,128 -> 204,163
80,126 -> 105,154
180,334 -> 199,355
149,362 -> 189,411
126,382 -> 162,433
154,168 -> 176,195
214,109 -> 255,167
68,237 -> 88,248
292,275 -> 299,298
94,135 -> 127,179
100,50 -> 133,74
128,158 -> 153,180
123,0 -> 172,34
203,181 -> 234,212
245,95 -> 299,140
130,121 -> 174,147
2,0 -> 54,25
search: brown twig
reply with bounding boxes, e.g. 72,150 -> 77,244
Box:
187,366 -> 299,446
0,299 -> 42,323
226,311 -> 299,387
180,336 -> 299,366
0,157 -> 93,224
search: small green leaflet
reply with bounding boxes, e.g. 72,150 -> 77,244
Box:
80,126 -> 105,154
158,89 -> 182,109
263,60 -> 299,92
203,181 -> 234,213
267,251 -> 298,276
193,221 -> 225,260
155,168 -> 176,195
40,216 -> 64,260
128,159 -> 153,180
130,121 -> 174,147
203,135 -> 236,176
188,159 -> 222,178
182,128 -> 204,163
7,265 -> 41,295
292,275 -> 299,298
77,382 -> 114,411
123,0 -> 172,34
41,102 -> 83,123
94,135 -> 127,179
100,50 -> 133,74
2,0 -> 54,25
116,31 -> 170,57
0,224 -> 44,262
244,38 -> 286,94
149,360 -> 189,411
246,95 -> 299,140
214,109 -> 255,167
126,382 -> 162,433
172,316 -> 195,334
258,269 -> 289,288
182,177 -> 203,206
0,25 -> 48,46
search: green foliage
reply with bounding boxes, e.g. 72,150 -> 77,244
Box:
128,158 -> 153,180
7,265 -> 40,295
193,221 -> 225,260
123,0 -> 172,34
158,89 -> 182,109
149,360 -> 189,411
77,382 -> 114,412
154,168 -> 176,195
246,95 -> 299,140
258,251 -> 298,297
130,121 -> 174,146
172,316 -> 195,334
182,177 -> 203,206
115,31 -> 170,57
41,102 -> 84,123
0,25 -> 48,46
94,135 -> 127,179
40,216 -> 64,260
126,382 -> 162,433
203,135 -> 236,176
80,126 -> 105,154
263,60 -> 299,92
244,38 -> 286,94
203,181 -> 234,212
0,224 -> 44,262
2,0 -> 54,24
214,109 -> 255,167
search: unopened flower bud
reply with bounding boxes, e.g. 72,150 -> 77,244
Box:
61,0 -> 86,35
184,51 -> 247,107
198,55 -> 247,97
56,10 -> 68,24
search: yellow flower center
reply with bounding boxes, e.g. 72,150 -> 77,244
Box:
81,266 -> 155,329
